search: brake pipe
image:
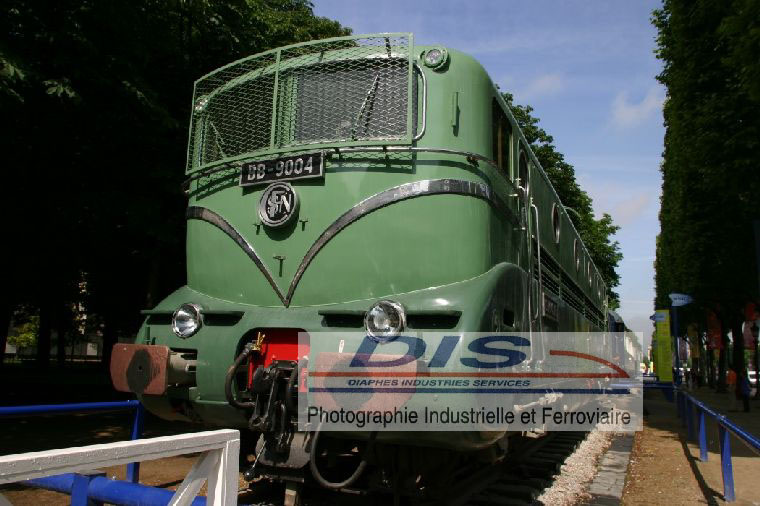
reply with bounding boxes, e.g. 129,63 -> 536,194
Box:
224,342 -> 256,410
309,424 -> 377,490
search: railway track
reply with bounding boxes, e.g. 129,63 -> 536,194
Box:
239,431 -> 590,506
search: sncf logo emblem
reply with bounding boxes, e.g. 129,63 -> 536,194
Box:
350,335 -> 530,369
258,182 -> 299,228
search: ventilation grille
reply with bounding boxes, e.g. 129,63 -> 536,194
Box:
187,34 -> 414,172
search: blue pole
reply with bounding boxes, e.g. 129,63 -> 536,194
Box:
0,400 -> 141,417
672,305 -> 681,385
70,472 -> 105,506
698,409 -> 708,462
25,474 -> 207,506
126,403 -> 145,483
71,473 -> 91,506
719,425 -> 736,502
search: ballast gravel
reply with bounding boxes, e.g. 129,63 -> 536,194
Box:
535,430 -> 614,506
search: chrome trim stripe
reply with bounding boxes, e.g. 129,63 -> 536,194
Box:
285,179 -> 514,304
186,206 -> 288,305
188,178 -> 516,307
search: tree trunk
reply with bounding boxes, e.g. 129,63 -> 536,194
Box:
101,315 -> 117,372
754,334 -> 759,398
56,307 -> 67,366
717,322 -> 731,393
0,297 -> 11,369
37,300 -> 52,369
730,308 -> 745,373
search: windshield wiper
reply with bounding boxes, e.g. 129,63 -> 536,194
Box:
351,73 -> 381,140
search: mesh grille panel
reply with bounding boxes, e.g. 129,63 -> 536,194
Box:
187,35 -> 413,172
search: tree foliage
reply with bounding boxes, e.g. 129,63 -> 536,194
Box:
0,0 -> 349,363
653,0 -> 760,367
502,93 -> 623,307
8,315 -> 38,350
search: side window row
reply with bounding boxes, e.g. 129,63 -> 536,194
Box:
491,99 -> 512,173
493,99 -> 603,301
492,98 -> 530,188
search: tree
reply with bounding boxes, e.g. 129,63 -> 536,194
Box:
653,0 -> 760,380
502,92 -> 623,307
1,0 -> 350,366
8,314 -> 38,351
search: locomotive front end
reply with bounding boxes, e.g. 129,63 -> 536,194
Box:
109,34 -> 538,496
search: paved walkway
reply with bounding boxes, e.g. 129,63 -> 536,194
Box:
587,433 -> 634,505
622,389 -> 760,505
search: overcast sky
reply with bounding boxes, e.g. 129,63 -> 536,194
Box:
314,0 -> 663,347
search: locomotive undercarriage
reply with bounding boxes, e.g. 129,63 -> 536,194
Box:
111,266 -> 530,503
222,335 -> 510,504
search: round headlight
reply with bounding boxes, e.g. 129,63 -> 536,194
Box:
172,303 -> 203,338
365,300 -> 406,342
423,47 -> 448,69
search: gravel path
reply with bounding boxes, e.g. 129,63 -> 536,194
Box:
536,431 -> 615,506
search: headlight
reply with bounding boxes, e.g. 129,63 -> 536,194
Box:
422,47 -> 448,69
365,300 -> 406,342
172,303 -> 203,338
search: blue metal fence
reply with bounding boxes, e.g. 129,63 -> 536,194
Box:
676,389 -> 760,502
0,400 -> 145,483
24,472 -> 206,506
645,383 -> 760,502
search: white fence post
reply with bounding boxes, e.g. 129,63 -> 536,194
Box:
206,439 -> 241,505
0,429 -> 240,505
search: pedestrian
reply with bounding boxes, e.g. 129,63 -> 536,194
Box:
726,367 -> 737,411
739,369 -> 751,413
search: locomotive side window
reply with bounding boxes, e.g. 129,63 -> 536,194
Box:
491,99 -> 512,173
518,150 -> 529,189
551,203 -> 561,244
574,239 -> 580,271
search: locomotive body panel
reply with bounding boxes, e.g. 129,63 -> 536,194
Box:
118,34 -> 613,458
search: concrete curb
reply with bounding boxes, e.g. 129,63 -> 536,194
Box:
586,433 -> 634,505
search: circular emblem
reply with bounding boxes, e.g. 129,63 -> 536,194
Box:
258,182 -> 299,228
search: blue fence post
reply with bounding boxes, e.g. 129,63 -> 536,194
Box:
70,471 -> 105,506
698,408 -> 708,462
686,398 -> 695,440
718,424 -> 736,502
126,402 -> 144,483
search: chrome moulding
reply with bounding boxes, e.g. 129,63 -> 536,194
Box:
187,178 -> 518,307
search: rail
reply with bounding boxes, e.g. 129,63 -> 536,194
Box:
0,400 -> 144,482
0,429 -> 240,505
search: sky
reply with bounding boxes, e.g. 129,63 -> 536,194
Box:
313,0 -> 664,347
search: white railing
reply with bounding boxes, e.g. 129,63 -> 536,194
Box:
0,429 -> 240,506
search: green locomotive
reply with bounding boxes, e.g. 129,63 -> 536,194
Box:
111,33 -> 609,496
